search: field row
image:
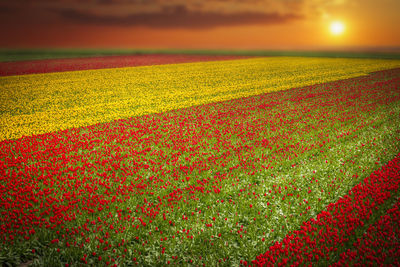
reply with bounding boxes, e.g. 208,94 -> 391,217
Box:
0,54 -> 250,76
1,68 -> 399,265
1,57 -> 400,141
332,194 -> 400,266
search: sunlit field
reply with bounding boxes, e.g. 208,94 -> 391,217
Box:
1,56 -> 400,266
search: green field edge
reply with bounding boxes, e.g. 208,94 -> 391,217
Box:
1,48 -> 400,62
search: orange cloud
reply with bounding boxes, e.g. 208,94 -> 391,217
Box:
52,5 -> 303,29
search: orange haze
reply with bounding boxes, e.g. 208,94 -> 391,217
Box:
1,0 -> 399,50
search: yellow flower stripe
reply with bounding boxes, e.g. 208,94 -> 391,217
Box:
1,57 -> 400,141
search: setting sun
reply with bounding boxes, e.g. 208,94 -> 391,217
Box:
330,21 -> 345,35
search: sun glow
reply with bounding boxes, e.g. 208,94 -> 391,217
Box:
330,21 -> 345,35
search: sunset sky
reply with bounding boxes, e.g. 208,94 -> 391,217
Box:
1,0 -> 399,50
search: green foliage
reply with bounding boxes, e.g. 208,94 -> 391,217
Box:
1,48 -> 400,62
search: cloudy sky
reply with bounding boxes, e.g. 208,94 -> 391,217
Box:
1,0 -> 399,50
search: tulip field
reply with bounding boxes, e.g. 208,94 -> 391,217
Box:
1,56 -> 400,266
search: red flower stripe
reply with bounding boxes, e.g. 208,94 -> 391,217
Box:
0,54 -> 251,76
332,198 -> 400,266
251,153 -> 400,266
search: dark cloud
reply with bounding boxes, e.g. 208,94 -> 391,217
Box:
52,5 -> 303,29
0,3 -> 19,13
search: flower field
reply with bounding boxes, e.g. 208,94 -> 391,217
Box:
0,57 -> 400,266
